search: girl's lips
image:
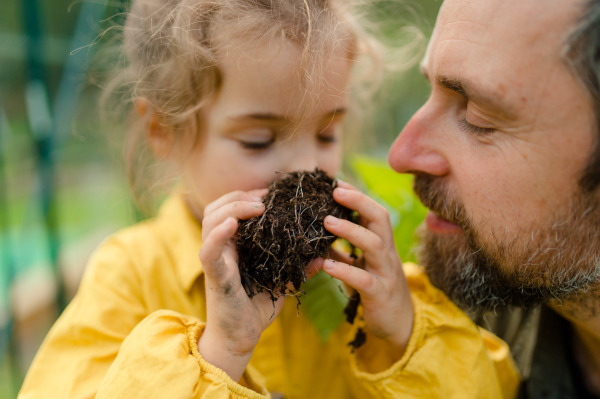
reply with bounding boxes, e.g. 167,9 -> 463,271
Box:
425,210 -> 462,234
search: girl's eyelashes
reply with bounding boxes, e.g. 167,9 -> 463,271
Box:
239,137 -> 275,150
317,124 -> 340,144
459,118 -> 496,135
318,134 -> 337,144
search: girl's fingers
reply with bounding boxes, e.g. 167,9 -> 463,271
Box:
328,247 -> 355,265
322,259 -> 377,295
202,201 -> 265,235
247,188 -> 269,199
301,246 -> 361,281
324,216 -> 388,271
199,217 -> 239,281
305,257 -> 324,280
204,189 -> 268,217
332,188 -> 394,245
335,179 -> 361,192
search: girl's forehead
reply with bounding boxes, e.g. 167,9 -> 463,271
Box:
214,39 -> 352,120
218,39 -> 304,88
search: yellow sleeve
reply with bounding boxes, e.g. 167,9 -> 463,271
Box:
479,328 -> 521,399
341,263 -> 521,399
19,238 -> 268,399
96,310 -> 269,399
19,237 -> 149,399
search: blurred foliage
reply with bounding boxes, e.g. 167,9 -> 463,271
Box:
352,155 -> 427,263
301,270 -> 348,342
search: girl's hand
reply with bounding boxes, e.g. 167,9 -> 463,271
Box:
197,189 -> 287,382
319,180 -> 414,358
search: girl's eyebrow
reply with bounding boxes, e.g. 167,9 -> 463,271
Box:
322,108 -> 347,119
229,112 -> 290,122
229,108 -> 346,122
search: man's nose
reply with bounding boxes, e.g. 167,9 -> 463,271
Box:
388,104 -> 450,177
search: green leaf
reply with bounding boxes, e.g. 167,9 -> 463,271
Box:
351,155 -> 428,263
301,270 -> 347,342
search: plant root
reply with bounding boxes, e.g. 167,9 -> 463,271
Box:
237,169 -> 354,303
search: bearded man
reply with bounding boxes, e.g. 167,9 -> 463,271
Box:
388,0 -> 600,397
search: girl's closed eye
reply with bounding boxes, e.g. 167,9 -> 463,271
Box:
317,129 -> 338,144
317,119 -> 342,144
232,130 -> 276,150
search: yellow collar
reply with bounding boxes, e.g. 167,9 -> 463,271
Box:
156,194 -> 204,292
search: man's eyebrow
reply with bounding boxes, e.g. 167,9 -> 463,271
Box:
421,63 -> 488,100
421,67 -> 519,120
436,76 -> 468,97
439,74 -> 517,115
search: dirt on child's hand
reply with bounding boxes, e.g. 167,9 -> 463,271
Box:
198,189 -> 286,380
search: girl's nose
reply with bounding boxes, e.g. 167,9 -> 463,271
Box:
388,104 -> 450,177
285,153 -> 319,172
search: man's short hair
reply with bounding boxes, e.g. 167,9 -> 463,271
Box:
565,0 -> 600,191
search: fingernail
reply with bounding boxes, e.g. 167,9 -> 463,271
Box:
252,202 -> 264,207
326,216 -> 339,226
323,259 -> 335,271
251,196 -> 263,202
336,188 -> 347,197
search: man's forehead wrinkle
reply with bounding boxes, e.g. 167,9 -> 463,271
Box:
438,16 -> 489,30
440,0 -> 576,49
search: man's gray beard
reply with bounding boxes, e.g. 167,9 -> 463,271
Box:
413,175 -> 600,316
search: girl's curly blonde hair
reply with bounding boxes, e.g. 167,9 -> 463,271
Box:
102,0 -> 422,212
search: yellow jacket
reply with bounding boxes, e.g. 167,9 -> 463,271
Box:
19,195 -> 520,399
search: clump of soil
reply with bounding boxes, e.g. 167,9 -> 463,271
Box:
236,169 -> 354,301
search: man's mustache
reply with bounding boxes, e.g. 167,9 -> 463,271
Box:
412,174 -> 469,229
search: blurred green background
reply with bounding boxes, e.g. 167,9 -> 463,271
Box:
0,0 -> 441,396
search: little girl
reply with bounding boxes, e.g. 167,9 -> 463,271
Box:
19,0 -> 520,398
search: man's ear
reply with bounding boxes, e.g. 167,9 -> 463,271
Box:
135,98 -> 173,160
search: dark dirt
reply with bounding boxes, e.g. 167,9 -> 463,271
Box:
345,288 -> 367,350
344,292 -> 361,324
348,327 -> 367,352
236,169 -> 354,302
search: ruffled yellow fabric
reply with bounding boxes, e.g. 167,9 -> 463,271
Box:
19,195 -> 520,399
